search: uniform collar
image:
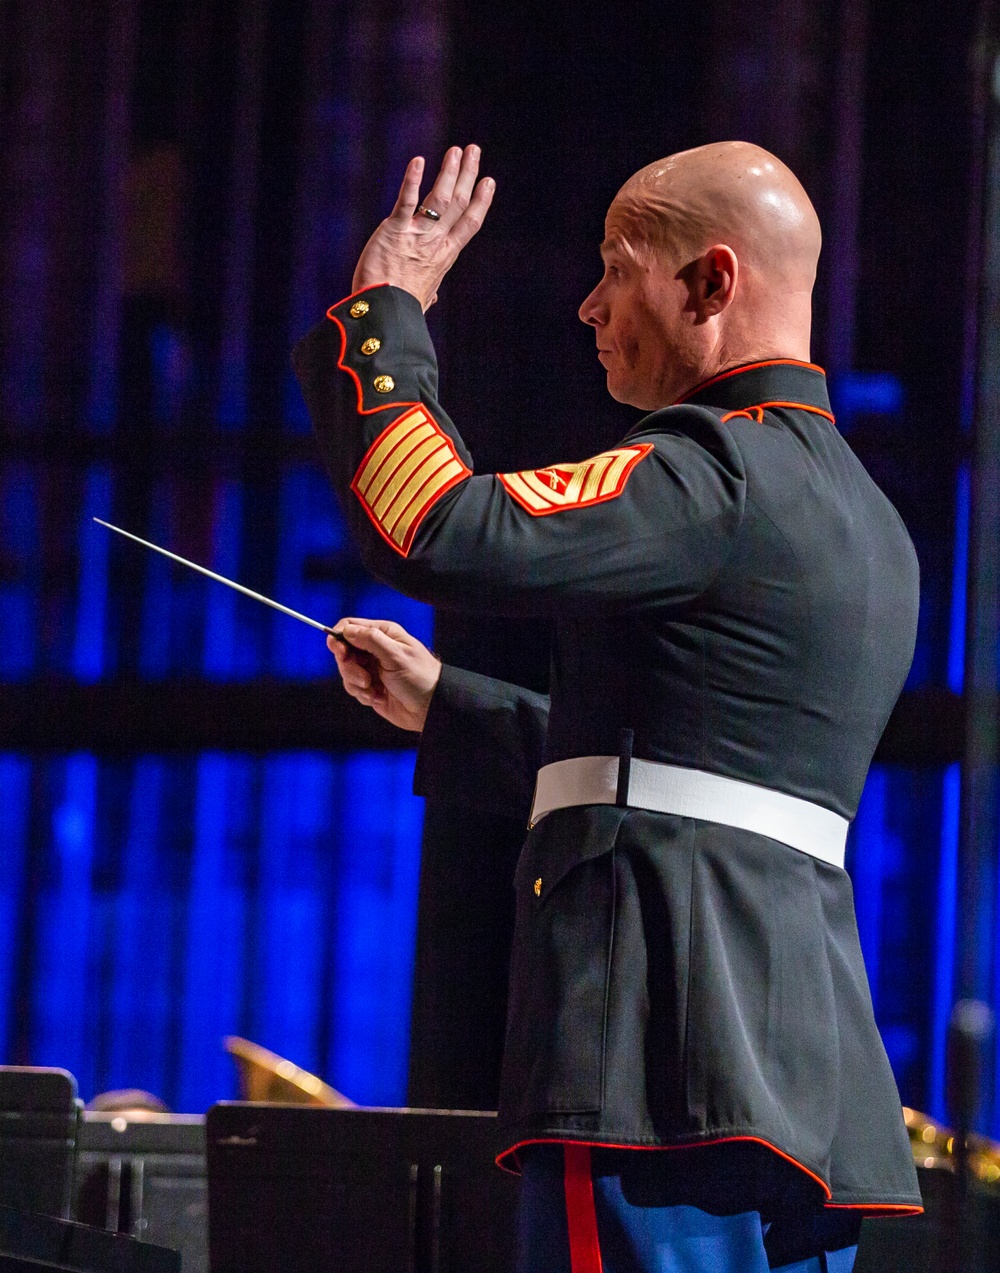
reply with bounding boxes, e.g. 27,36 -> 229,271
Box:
675,359 -> 833,419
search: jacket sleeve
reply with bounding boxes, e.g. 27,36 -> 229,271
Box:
292,284 -> 746,616
413,664 -> 550,821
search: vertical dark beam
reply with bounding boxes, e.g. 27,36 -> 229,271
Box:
960,2 -> 1000,1130
699,0 -> 832,192
287,0 -> 347,1095
0,0 -> 64,431
84,0 -> 139,433
380,0 -> 448,197
291,0 -> 451,1105
342,0 -> 449,250
215,0 -> 268,431
699,0 -> 841,365
823,0 -> 867,377
287,0 -> 339,346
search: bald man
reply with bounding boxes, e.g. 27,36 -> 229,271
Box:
293,142 -> 923,1272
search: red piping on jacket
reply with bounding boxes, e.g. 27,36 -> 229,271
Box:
676,358 -> 827,405
496,1135 -> 923,1216
323,288 -> 472,555
721,400 -> 837,425
325,283 -> 418,417
353,453 -> 470,559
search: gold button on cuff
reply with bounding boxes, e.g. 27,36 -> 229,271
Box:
534,877 -> 542,897
360,337 -> 381,356
349,300 -> 370,318
373,375 -> 395,393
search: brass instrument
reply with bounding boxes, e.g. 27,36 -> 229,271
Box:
903,1106 -> 1000,1187
224,1036 -> 356,1108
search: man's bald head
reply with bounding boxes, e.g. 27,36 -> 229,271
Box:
611,141 -> 821,292
580,142 -> 822,409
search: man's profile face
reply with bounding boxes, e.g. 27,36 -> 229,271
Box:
578,211 -> 701,412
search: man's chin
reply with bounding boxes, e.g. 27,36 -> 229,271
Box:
604,372 -> 632,405
605,373 -> 653,411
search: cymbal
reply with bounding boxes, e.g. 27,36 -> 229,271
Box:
224,1036 -> 356,1108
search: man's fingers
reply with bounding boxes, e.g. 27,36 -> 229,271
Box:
338,616 -> 414,646
332,617 -> 403,643
423,145 -> 463,215
327,627 -> 385,689
328,631 -> 371,670
429,145 -> 479,226
340,662 -> 372,689
411,145 -> 482,229
448,145 -> 481,215
336,619 -> 403,665
342,622 -> 409,667
449,176 -> 495,250
389,155 -> 425,223
328,644 -> 373,694
333,617 -> 428,672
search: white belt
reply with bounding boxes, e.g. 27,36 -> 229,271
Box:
529,756 -> 849,868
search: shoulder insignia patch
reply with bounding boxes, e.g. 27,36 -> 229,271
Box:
351,404 -> 471,556
498,443 -> 653,516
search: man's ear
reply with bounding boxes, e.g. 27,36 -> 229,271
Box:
697,244 -> 738,317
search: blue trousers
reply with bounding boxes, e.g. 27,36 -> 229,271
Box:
516,1145 -> 858,1273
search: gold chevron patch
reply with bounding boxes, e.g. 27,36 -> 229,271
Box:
351,404 -> 471,556
498,443 -> 654,516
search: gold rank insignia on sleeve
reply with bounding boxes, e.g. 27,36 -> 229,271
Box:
350,404 -> 472,556
497,442 -> 654,516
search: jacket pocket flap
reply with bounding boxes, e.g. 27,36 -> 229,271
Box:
514,804 -> 628,900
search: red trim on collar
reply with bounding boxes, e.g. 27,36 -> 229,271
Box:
325,284 -> 411,417
722,400 -> 836,425
677,359 -> 827,404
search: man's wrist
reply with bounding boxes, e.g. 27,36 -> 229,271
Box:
351,271 -> 424,306
349,274 -> 390,295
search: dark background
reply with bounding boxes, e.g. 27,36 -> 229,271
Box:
1,0 -> 995,1134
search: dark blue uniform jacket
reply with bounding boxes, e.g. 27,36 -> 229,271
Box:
293,283 -> 923,1230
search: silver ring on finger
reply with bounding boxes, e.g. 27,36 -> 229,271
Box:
415,204 -> 441,221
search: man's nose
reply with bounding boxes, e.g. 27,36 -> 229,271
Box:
578,284 -> 605,326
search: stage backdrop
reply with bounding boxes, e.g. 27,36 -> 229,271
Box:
0,0 -> 445,1110
1,0 -> 997,1140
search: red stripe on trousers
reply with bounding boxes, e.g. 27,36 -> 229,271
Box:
564,1144 -> 603,1273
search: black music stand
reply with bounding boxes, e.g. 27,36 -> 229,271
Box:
206,1104 -> 519,1273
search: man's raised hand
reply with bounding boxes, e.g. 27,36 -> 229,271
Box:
327,618 -> 442,733
351,145 -> 495,311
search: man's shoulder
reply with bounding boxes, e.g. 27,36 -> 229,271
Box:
629,401 -> 730,436
624,402 -> 745,471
